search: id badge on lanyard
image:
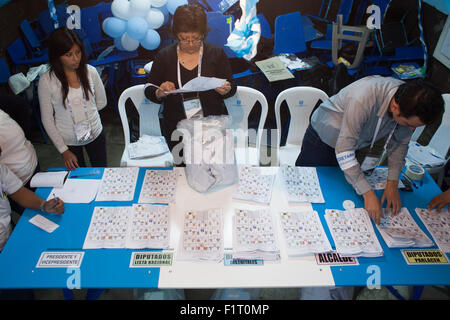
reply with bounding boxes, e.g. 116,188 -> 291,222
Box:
67,90 -> 93,144
361,118 -> 397,174
177,45 -> 204,119
182,95 -> 203,119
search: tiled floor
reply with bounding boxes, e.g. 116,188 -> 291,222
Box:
9,106 -> 450,300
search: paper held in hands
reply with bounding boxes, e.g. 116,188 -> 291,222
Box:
168,76 -> 226,94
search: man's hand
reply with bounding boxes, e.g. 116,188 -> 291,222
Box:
428,189 -> 450,212
381,179 -> 401,216
363,189 -> 383,224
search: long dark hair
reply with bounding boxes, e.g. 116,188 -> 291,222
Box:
47,27 -> 91,107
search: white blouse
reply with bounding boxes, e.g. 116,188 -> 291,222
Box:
0,109 -> 38,184
38,64 -> 107,154
0,163 -> 22,251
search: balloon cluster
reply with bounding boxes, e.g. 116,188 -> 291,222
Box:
102,0 -> 188,51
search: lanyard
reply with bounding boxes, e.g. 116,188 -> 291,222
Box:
66,87 -> 89,124
176,44 -> 203,92
370,117 -> 397,152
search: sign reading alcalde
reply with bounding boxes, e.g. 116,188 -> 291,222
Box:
315,252 -> 359,266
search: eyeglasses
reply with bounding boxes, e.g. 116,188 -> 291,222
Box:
178,38 -> 203,45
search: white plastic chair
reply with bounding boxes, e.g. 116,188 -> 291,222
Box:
224,86 -> 268,166
407,93 -> 450,185
118,84 -> 173,167
275,86 -> 329,166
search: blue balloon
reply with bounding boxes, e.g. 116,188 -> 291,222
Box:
103,17 -> 127,38
114,36 -> 126,51
159,4 -> 170,25
140,29 -> 161,50
126,16 -> 149,40
167,0 -> 188,15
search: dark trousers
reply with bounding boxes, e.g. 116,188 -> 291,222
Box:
295,124 -> 338,167
68,129 -> 107,167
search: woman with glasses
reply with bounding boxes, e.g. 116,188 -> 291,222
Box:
144,4 -> 237,153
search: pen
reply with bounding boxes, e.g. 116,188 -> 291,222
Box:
52,192 -> 59,206
70,173 -> 97,178
401,172 -> 418,189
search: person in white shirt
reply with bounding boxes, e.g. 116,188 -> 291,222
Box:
0,109 -> 40,215
0,109 -> 38,185
38,27 -> 107,170
0,161 -> 64,252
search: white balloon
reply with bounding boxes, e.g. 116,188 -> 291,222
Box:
150,0 -> 167,8
121,32 -> 140,51
111,0 -> 131,20
167,0 -> 187,15
129,0 -> 151,17
145,8 -> 164,29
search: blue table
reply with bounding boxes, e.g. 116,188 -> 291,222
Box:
314,167 -> 450,287
0,166 -> 448,290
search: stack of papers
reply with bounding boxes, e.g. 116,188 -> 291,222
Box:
416,208 -> 450,252
278,54 -> 312,70
232,209 -> 280,261
127,204 -> 171,249
233,166 -> 276,205
30,171 -> 69,188
279,210 -> 332,256
255,56 -> 294,82
82,204 -> 170,249
407,141 -> 446,167
138,169 -> 178,204
280,166 -> 325,203
95,167 -> 139,201
127,135 -> 169,159
325,208 -> 384,257
376,208 -> 434,248
178,208 -> 223,262
391,63 -> 423,79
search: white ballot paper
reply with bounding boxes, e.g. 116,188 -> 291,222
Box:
47,178 -> 100,203
168,76 -> 226,94
279,210 -> 332,256
29,214 -> 59,233
95,167 -> 139,201
416,208 -> 450,253
376,208 -> 433,248
30,171 -> 69,188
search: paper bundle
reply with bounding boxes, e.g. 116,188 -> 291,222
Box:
376,208 -> 433,248
232,208 -> 280,261
325,208 -> 384,257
